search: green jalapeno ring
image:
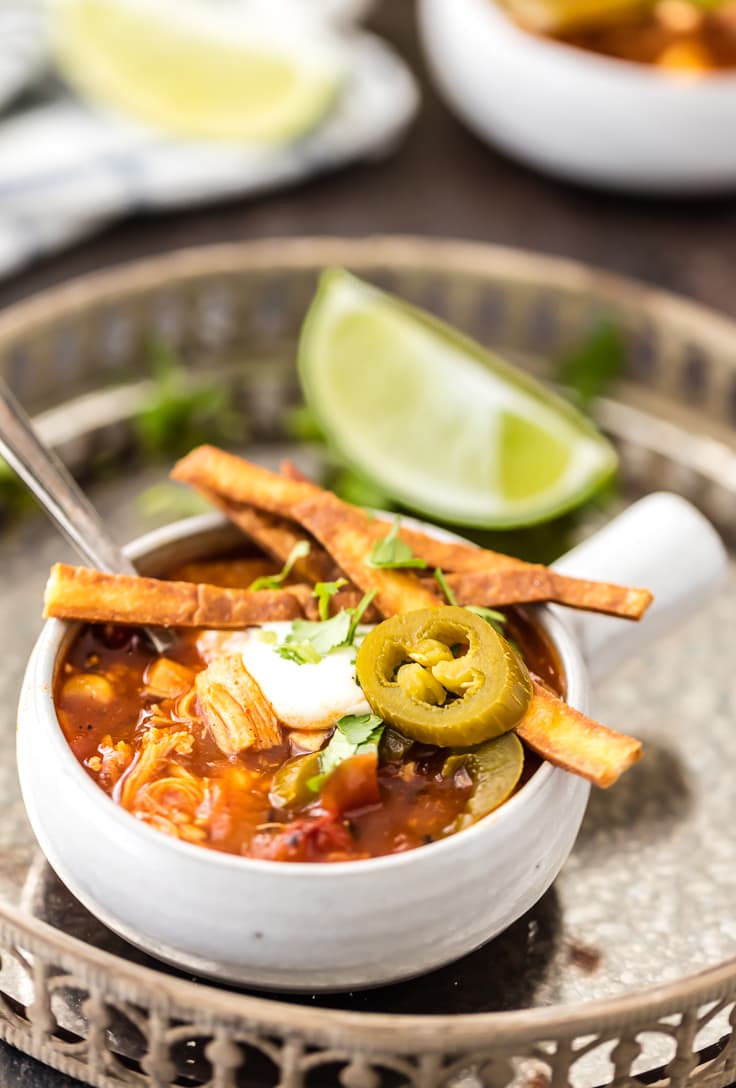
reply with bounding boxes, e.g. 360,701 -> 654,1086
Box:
447,732 -> 525,832
355,606 -> 532,748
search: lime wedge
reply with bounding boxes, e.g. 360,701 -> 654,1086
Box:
49,0 -> 345,143
298,269 -> 618,528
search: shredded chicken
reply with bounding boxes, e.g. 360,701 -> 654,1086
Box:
88,734 -> 133,788
195,654 -> 282,756
132,762 -> 210,843
117,726 -> 194,809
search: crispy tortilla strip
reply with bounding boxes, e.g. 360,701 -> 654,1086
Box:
292,493 -> 441,617
447,569 -> 652,619
397,526 -> 522,573
172,448 -> 651,621
172,445 -> 318,515
44,564 -> 305,627
211,495 -> 336,584
280,459 -> 310,484
172,447 -> 335,581
517,681 -> 642,788
196,654 -> 282,755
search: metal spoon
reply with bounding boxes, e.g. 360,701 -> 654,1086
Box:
0,375 -> 173,655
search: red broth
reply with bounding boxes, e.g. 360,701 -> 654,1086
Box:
54,556 -> 562,863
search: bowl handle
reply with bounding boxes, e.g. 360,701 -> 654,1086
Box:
552,492 -> 729,686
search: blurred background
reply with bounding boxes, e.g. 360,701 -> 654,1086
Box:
2,0 -> 736,317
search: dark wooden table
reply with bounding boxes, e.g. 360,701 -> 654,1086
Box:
3,2 -> 736,1084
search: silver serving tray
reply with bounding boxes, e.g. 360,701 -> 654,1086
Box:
0,238 -> 733,1088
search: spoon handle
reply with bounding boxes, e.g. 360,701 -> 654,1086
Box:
0,377 -> 172,654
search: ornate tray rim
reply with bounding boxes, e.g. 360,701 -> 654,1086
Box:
0,235 -> 734,1053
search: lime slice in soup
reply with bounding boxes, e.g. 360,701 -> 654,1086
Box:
49,0 -> 345,143
298,269 -> 617,528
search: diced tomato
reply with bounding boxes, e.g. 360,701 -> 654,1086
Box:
250,813 -> 354,862
319,752 -> 380,816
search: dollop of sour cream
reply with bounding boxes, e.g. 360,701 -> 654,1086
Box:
196,622 -> 372,732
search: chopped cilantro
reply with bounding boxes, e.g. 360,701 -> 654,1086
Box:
368,518 -> 427,570
466,604 -> 507,637
347,588 -> 377,644
556,320 -> 624,411
249,540 -> 310,591
435,572 -> 509,635
134,338 -> 248,458
284,612 -> 352,658
276,641 -> 321,666
275,587 -> 376,666
337,712 -> 384,745
308,713 -> 384,792
433,567 -> 458,606
313,578 -> 348,622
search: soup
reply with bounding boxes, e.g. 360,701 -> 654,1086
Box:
45,447 -> 646,866
54,558 -> 560,864
550,2 -> 736,72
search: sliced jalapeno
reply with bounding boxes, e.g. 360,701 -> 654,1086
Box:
451,732 -> 525,831
355,606 -> 531,747
268,752 -> 321,810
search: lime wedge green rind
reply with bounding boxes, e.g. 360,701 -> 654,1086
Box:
298,268 -> 618,529
49,0 -> 344,144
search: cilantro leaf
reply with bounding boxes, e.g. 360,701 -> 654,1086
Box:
285,612 -> 352,658
368,519 -> 427,570
434,573 -> 509,634
307,713 -> 384,793
466,604 -> 507,636
336,712 -> 384,745
347,588 -> 377,644
249,540 -> 310,591
276,587 -> 376,668
313,578 -> 348,622
434,567 -> 458,606
276,641 -> 321,666
556,320 -> 624,411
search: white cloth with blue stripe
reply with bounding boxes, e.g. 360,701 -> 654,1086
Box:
0,27 -> 418,279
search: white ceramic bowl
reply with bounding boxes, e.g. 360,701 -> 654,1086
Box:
418,0 -> 736,193
17,495 -> 727,990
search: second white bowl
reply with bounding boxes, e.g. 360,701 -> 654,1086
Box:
419,0 -> 736,193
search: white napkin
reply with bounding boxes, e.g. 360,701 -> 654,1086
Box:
0,0 -> 46,114
0,31 -> 418,279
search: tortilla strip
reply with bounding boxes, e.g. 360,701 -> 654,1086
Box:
292,493 -> 441,617
398,527 -> 523,573
195,484 -> 338,585
517,680 -> 642,788
172,445 -> 318,516
44,564 -> 306,628
172,448 -> 652,621
447,569 -> 652,619
279,459 -> 310,483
